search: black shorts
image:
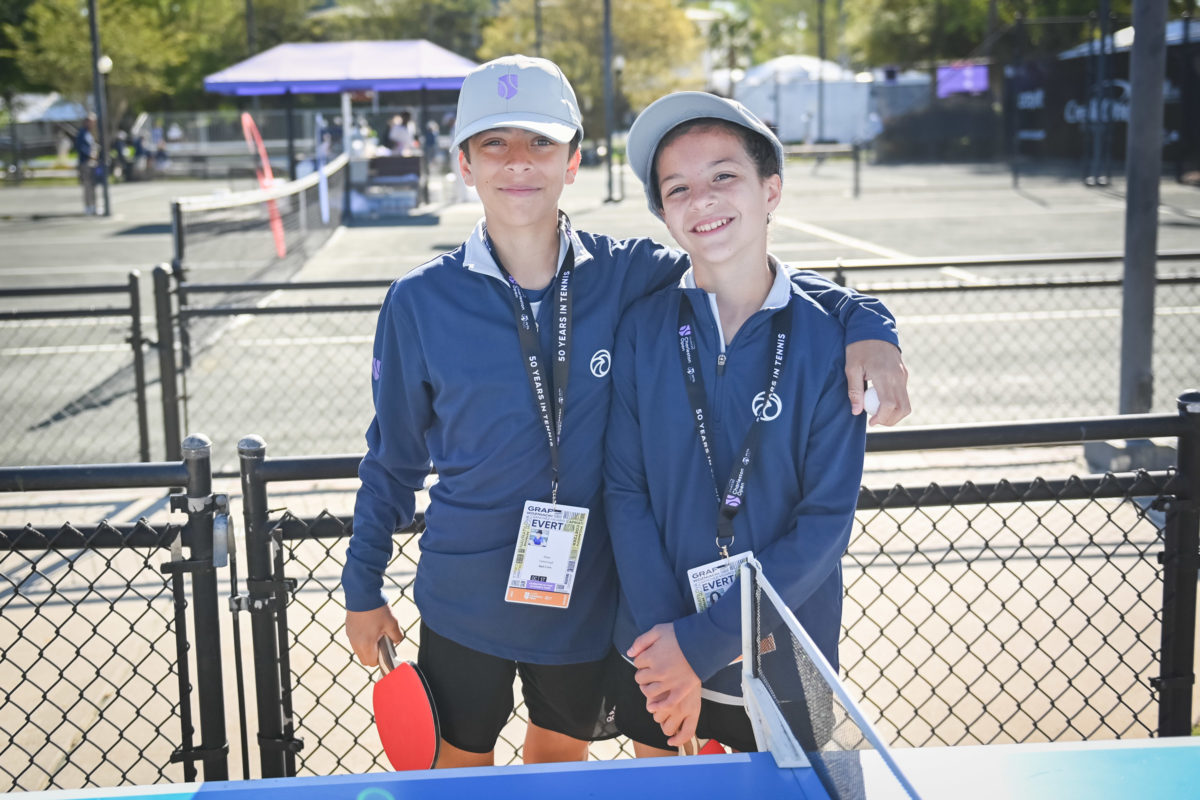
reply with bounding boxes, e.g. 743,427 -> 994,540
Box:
416,621 -> 616,754
603,647 -> 758,753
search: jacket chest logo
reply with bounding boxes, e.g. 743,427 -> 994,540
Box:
589,349 -> 611,378
752,391 -> 783,421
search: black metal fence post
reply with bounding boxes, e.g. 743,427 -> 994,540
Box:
154,266 -> 182,462
1157,389 -> 1200,736
852,142 -> 860,198
182,434 -> 229,780
127,271 -> 151,462
238,435 -> 288,778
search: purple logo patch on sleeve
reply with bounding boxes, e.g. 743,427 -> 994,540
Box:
498,74 -> 518,99
678,325 -> 692,336
372,357 -> 381,381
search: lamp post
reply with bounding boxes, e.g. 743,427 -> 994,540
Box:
87,0 -> 111,216
603,0 -> 616,203
816,0 -> 826,142
613,55 -> 626,129
534,0 -> 542,56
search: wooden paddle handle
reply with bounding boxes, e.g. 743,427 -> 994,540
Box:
378,636 -> 398,675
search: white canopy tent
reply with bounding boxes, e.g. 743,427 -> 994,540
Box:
733,55 -> 868,143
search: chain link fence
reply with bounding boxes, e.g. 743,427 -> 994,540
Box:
174,290 -> 383,473
0,278 -> 153,466
845,473 -> 1171,746
0,450 -> 232,793
0,523 -> 188,791
243,472 -> 1174,778
3,253 -> 1195,469
1,407 -> 1196,791
156,264 -> 1200,471
858,272 -> 1200,425
232,407 -> 1198,780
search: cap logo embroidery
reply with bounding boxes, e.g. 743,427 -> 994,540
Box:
498,74 -> 518,99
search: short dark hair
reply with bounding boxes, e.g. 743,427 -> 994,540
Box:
460,130 -> 583,163
648,118 -> 780,211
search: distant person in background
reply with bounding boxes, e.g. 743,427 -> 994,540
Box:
862,111 -> 884,164
132,133 -> 148,179
112,130 -> 132,181
388,111 -> 418,155
423,120 -> 441,169
56,126 -> 73,165
75,114 -> 98,215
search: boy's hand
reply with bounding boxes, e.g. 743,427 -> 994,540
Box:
846,340 -> 911,426
653,682 -> 702,748
629,623 -> 702,737
345,605 -> 403,667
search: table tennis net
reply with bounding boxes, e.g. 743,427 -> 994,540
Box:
740,559 -> 922,800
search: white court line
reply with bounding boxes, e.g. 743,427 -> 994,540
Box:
940,266 -> 984,282
769,241 -> 853,254
0,318 -> 151,328
772,214 -> 913,259
228,335 -> 373,347
902,305 -> 1200,326
1,343 -> 130,356
0,264 -> 156,277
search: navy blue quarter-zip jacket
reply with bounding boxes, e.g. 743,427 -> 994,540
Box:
344,221 -> 889,665
605,265 -> 866,698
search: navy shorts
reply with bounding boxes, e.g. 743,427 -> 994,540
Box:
417,621 -> 616,754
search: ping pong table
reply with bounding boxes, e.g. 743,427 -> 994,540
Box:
8,737 -> 1199,800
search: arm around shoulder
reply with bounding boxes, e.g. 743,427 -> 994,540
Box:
785,267 -> 911,424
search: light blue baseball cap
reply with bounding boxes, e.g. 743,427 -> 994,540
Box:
627,91 -> 784,219
452,55 -> 584,149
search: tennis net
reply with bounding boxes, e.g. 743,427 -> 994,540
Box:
740,558 -> 923,800
170,152 -> 347,283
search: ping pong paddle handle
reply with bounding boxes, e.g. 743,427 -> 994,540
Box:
378,636 -> 397,674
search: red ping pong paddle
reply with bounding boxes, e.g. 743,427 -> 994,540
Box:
374,636 -> 440,770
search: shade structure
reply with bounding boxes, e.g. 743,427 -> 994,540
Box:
204,40 -> 478,96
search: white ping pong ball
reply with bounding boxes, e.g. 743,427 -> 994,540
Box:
864,386 -> 880,416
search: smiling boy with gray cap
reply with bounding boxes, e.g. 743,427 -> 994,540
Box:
342,55 -> 907,768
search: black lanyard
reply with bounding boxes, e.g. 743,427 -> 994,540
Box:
677,293 -> 792,558
485,228 -> 575,506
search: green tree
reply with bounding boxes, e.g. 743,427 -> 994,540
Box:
4,0 -> 194,123
837,0 -> 1200,72
706,7 -> 764,77
310,0 -> 491,58
480,0 -> 703,136
1,0 -> 38,98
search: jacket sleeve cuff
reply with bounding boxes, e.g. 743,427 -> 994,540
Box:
674,606 -> 741,683
844,313 -> 900,349
341,558 -> 388,612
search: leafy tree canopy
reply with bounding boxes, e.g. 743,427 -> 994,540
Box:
480,0 -> 703,137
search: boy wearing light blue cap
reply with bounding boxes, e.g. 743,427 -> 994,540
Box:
605,91 -> 870,755
342,57 -> 907,768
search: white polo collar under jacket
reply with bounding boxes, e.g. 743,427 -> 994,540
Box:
679,253 -> 793,351
462,214 -> 592,286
